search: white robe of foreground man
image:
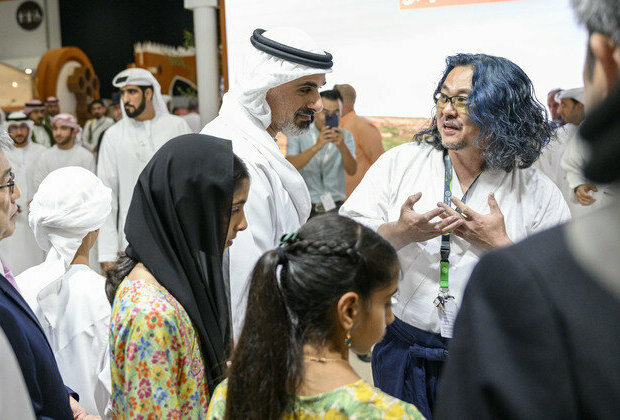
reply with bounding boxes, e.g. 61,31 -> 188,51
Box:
202,28 -> 331,338
17,166 -> 113,417
97,69 -> 191,263
340,142 -> 570,333
0,114 -> 46,275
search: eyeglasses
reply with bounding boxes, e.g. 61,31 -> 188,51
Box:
434,92 -> 469,111
7,123 -> 29,132
0,172 -> 15,195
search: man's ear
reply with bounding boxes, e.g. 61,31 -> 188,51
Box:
145,87 -> 154,102
590,33 -> 620,91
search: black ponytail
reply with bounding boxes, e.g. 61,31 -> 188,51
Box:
225,250 -> 303,419
225,214 -> 399,419
104,253 -> 138,305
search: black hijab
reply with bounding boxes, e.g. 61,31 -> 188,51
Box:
124,134 -> 233,391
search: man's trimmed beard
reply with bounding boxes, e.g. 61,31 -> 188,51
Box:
279,108 -> 314,137
10,132 -> 28,145
125,94 -> 147,119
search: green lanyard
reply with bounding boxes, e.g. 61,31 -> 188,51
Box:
440,151 -> 482,292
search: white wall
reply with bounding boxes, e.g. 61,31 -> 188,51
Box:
224,0 -> 588,117
0,0 -> 61,70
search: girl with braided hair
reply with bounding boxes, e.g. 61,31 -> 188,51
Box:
207,214 -> 423,419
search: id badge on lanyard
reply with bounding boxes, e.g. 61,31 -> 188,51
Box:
434,151 -> 481,338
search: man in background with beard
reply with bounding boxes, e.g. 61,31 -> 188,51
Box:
83,99 -> 114,154
24,100 -> 52,147
98,68 -> 191,272
31,113 -> 95,192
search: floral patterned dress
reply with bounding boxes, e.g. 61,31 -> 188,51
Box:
206,378 -> 424,419
110,278 -> 209,419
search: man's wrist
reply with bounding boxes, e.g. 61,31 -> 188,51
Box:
493,233 -> 513,248
379,221 -> 409,250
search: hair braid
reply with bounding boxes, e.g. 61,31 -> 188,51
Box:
226,214 -> 400,420
284,238 -> 361,261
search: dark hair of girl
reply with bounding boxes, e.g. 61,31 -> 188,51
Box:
105,153 -> 249,305
224,214 -> 400,420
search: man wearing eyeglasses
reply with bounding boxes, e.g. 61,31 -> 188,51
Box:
0,112 -> 46,275
0,130 -> 94,419
340,53 -> 570,419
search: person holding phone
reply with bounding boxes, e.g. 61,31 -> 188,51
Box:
286,90 -> 357,218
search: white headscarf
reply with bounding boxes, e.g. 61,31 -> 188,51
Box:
3,111 -> 34,145
29,167 -> 112,268
224,27 -> 333,129
209,28 -> 332,224
557,87 -> 585,104
112,68 -> 169,119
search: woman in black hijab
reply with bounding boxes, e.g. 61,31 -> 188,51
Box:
105,134 -> 249,418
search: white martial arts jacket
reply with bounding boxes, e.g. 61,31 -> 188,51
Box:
31,144 -> 96,193
16,249 -> 111,416
340,142 -> 570,333
97,114 -> 191,262
0,142 -> 46,275
202,98 -> 311,339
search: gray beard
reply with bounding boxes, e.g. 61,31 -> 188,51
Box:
279,119 -> 310,137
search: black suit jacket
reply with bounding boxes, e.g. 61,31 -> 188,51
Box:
0,274 -> 73,419
436,226 -> 620,419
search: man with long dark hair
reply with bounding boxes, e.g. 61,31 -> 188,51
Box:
437,0 -> 620,417
341,53 -> 570,418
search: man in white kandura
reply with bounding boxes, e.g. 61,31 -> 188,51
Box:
533,88 -> 577,207
24,100 -> 53,148
98,68 -> 191,271
340,53 -> 570,419
32,113 -> 95,193
0,112 -> 46,275
559,88 -> 615,215
82,99 -> 114,154
202,27 -> 332,337
17,166 -> 112,417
